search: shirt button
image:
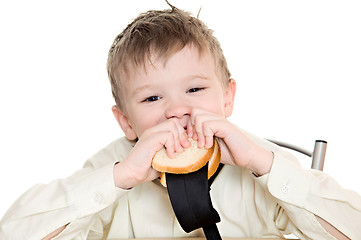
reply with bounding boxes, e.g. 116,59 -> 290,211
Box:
281,185 -> 290,194
94,193 -> 103,203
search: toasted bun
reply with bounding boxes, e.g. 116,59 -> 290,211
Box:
154,138 -> 221,187
207,139 -> 221,178
152,138 -> 214,174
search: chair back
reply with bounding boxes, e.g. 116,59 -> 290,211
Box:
268,139 -> 327,171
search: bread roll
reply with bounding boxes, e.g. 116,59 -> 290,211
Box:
152,138 -> 221,187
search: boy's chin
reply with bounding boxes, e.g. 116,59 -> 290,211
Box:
126,137 -> 138,144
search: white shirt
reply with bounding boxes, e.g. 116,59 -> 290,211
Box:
1,130 -> 360,240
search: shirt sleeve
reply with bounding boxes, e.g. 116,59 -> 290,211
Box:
0,138 -> 132,240
255,151 -> 361,239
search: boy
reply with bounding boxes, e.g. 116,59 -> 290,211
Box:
1,6 -> 360,240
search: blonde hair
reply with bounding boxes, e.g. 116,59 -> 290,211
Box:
107,7 -> 231,110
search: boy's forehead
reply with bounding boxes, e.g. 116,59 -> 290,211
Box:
124,45 -> 210,80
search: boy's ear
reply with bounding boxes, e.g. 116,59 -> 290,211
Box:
112,106 -> 137,140
224,79 -> 236,117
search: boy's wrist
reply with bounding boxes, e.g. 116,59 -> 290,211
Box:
113,161 -> 136,190
246,147 -> 274,177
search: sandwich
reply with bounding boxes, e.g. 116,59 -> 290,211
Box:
152,138 -> 221,187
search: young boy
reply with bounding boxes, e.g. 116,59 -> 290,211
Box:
1,6 -> 360,240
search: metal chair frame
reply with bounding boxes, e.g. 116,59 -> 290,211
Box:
268,139 -> 327,171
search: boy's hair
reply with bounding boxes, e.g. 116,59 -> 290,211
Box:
107,7 -> 231,110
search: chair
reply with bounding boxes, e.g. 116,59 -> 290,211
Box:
268,139 -> 327,171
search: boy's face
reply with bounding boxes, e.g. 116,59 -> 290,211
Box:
113,45 -> 236,140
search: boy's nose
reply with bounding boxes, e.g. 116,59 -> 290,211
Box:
165,100 -> 191,125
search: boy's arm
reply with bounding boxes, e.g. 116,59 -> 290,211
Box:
41,224 -> 68,240
234,135 -> 351,239
189,110 -> 360,239
252,150 -> 351,239
0,138 -> 132,240
250,135 -> 360,239
315,216 -> 350,240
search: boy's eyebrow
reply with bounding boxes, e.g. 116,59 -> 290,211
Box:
132,84 -> 153,96
187,74 -> 210,81
132,75 -> 210,95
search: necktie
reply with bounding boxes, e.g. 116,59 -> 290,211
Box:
166,162 -> 224,240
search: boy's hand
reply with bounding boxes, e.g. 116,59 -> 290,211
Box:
188,108 -> 274,176
114,118 -> 191,189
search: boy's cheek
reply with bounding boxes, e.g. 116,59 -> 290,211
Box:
134,114 -> 162,135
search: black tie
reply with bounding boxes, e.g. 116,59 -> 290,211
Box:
166,162 -> 224,240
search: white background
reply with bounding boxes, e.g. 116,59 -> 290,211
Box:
1,0 -> 360,219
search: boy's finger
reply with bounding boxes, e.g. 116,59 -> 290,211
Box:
192,130 -> 198,141
203,123 -> 214,149
163,132 -> 176,158
196,131 -> 205,148
186,120 -> 193,138
192,115 -> 206,148
172,130 -> 183,154
170,118 -> 190,149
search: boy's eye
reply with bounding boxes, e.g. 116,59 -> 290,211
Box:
143,96 -> 161,102
187,87 -> 205,93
